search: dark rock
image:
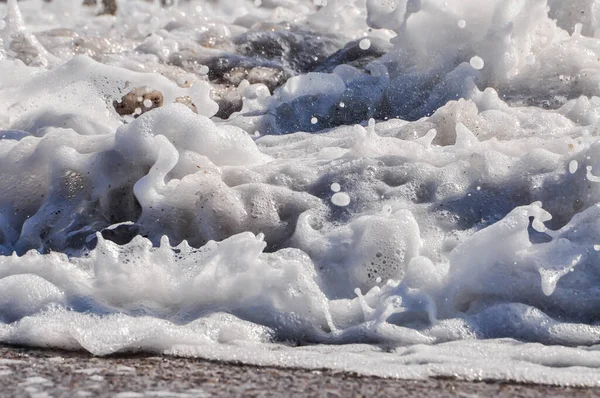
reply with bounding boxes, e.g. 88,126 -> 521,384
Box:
233,28 -> 340,74
211,85 -> 243,119
113,87 -> 164,117
312,38 -> 387,73
100,223 -> 141,245
175,96 -> 198,114
209,65 -> 286,93
205,56 -> 286,89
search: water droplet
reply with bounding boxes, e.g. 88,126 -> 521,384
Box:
470,56 -> 484,70
311,117 -> 318,124
595,245 -> 600,251
331,192 -> 351,207
339,102 -> 345,108
569,160 -> 578,174
330,183 -> 341,192
359,38 -> 371,50
458,19 -> 466,28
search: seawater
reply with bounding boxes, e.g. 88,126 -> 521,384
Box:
2,0 -> 600,386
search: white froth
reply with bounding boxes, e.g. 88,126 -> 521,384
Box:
569,160 -> 579,174
1,0 -> 600,388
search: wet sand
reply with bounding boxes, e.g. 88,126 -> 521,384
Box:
1,345 -> 599,397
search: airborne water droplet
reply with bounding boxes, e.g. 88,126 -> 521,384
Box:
569,160 -> 578,174
331,192 -> 351,207
470,56 -> 484,70
359,38 -> 371,50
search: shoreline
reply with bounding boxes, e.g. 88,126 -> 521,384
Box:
1,345 -> 600,397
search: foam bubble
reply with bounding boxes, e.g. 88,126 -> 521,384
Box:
330,182 -> 341,192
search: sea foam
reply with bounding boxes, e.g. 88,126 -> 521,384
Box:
2,0 -> 600,387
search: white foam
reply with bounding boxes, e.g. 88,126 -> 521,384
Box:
1,0 -> 600,388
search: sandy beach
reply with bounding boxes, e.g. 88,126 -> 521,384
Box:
0,345 -> 599,397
